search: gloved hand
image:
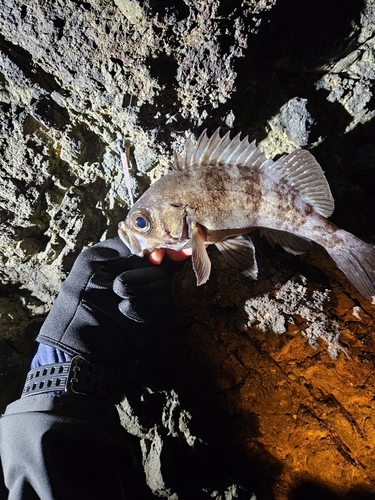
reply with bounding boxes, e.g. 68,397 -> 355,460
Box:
35,237 -> 180,399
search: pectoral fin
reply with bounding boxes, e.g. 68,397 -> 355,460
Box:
216,236 -> 258,280
191,222 -> 211,285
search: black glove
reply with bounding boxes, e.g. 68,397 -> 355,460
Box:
114,266 -> 173,323
36,238 -> 178,388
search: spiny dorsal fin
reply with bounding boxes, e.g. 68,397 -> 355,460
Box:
172,128 -> 335,218
172,128 -> 274,171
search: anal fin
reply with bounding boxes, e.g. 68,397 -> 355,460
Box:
261,229 -> 311,255
216,236 -> 258,279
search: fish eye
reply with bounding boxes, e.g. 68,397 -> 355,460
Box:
132,211 -> 152,233
135,216 -> 147,229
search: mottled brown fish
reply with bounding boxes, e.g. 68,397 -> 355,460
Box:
118,129 -> 375,297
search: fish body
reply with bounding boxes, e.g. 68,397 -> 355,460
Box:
118,129 -> 375,297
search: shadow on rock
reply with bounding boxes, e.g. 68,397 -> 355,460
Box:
125,309 -> 283,499
290,479 -> 375,500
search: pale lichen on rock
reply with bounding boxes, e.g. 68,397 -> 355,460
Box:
244,276 -> 343,358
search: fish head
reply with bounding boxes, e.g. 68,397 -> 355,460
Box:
118,192 -> 189,256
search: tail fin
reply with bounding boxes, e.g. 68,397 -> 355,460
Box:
325,229 -> 375,298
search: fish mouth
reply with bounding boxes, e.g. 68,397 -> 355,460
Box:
118,221 -> 145,256
118,218 -> 190,255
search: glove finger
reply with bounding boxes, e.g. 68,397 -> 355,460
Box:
118,298 -> 146,323
118,266 -> 172,285
119,292 -> 174,323
113,267 -> 172,298
159,254 -> 188,273
115,279 -> 171,300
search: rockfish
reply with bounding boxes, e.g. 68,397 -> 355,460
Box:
118,129 -> 375,297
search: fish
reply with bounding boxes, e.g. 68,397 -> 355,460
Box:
118,128 -> 375,298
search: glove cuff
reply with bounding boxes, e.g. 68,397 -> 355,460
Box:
22,356 -> 113,402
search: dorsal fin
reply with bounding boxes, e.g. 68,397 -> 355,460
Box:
172,128 -> 274,171
172,128 -> 335,217
269,149 -> 335,217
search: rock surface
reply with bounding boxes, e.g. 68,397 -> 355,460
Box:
1,0 -> 375,498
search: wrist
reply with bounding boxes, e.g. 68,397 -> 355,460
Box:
31,343 -> 73,369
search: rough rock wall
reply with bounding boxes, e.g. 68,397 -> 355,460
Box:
1,0 -> 375,499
